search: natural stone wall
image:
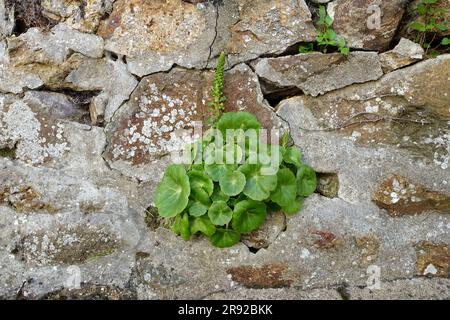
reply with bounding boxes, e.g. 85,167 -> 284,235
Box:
0,0 -> 449,300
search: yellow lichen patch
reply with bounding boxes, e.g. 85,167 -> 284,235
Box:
0,185 -> 55,213
415,241 -> 450,278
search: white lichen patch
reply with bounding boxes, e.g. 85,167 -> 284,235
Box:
110,82 -> 200,163
0,99 -> 69,164
423,132 -> 450,170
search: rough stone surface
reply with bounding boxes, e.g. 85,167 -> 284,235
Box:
253,52 -> 383,96
379,38 -> 424,73
329,0 -> 408,51
98,0 -> 317,76
0,0 -> 449,301
372,174 -> 450,216
41,0 -> 115,33
241,211 -> 286,250
277,55 -> 450,171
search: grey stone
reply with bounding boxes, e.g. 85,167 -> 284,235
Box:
98,0 -> 317,76
0,0 -> 14,38
253,52 -> 383,96
65,55 -> 138,121
380,38 -> 425,73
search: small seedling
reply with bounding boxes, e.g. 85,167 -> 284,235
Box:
304,5 -> 350,56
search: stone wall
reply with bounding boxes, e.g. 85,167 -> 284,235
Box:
0,0 -> 449,299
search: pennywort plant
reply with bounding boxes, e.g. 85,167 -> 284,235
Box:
154,55 -> 317,248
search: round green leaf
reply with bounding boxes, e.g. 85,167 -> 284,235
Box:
219,170 -> 246,196
155,164 -> 190,217
188,187 -> 211,217
205,163 -> 237,182
211,185 -> 230,202
188,200 -> 209,217
239,164 -> 278,201
296,165 -> 317,197
217,112 -> 261,136
281,197 -> 304,215
209,228 -> 241,248
270,168 -> 297,206
189,171 -> 213,197
283,146 -> 302,167
232,200 -> 267,233
208,201 -> 233,226
190,215 -> 216,237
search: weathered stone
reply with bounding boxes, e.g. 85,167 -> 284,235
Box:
355,235 -> 380,266
241,211 -> 286,249
226,264 -> 293,288
276,55 -> 450,170
316,172 -> 339,198
329,0 -> 408,51
372,175 -> 450,216
211,0 -> 317,68
15,225 -> 119,266
97,0 -> 217,76
98,0 -> 317,76
0,94 -> 70,165
9,23 -> 104,62
65,54 -> 138,122
0,185 -> 55,213
1,24 -> 104,93
348,278 -> 450,300
41,284 -> 137,300
253,52 -> 383,96
4,0 -> 54,33
104,64 -> 285,181
205,287 -> 342,300
0,0 -> 14,38
311,230 -> 341,249
380,38 -> 424,73
415,241 -> 450,278
41,0 -> 115,33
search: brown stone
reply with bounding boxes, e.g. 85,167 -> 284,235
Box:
0,185 -> 55,213
355,235 -> 380,265
226,264 -> 293,288
415,241 -> 450,277
312,230 -> 340,249
330,0 -> 407,51
372,174 -> 450,216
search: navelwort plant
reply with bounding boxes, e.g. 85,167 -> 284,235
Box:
409,0 -> 450,54
154,55 -> 317,248
299,5 -> 350,56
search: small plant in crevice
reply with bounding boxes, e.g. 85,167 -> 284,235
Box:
300,5 -> 350,56
153,55 -> 317,248
408,0 -> 450,55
